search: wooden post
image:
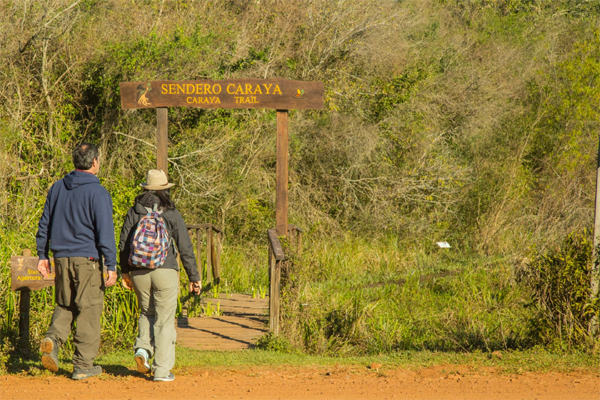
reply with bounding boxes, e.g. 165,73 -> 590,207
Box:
268,249 -> 281,334
19,249 -> 32,356
217,232 -> 223,271
196,228 -> 203,283
267,229 -> 284,334
206,227 -> 213,283
210,232 -> 219,284
590,134 -> 600,336
268,247 -> 274,329
276,110 -> 289,237
157,107 -> 168,175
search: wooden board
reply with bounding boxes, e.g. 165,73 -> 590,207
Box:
10,256 -> 55,291
120,79 -> 324,110
176,293 -> 268,351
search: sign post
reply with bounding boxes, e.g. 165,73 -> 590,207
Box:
156,107 -> 169,176
276,110 -> 289,236
591,134 -> 600,336
120,78 -> 324,237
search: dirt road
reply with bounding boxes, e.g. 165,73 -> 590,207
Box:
1,365 -> 597,400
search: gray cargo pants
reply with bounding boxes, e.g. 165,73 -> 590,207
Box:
45,257 -> 104,369
131,268 -> 178,378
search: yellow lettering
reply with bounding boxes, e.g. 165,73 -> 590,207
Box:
254,85 -> 262,95
186,84 -> 195,94
273,84 -> 282,95
235,85 -> 244,95
234,97 -> 242,103
214,97 -> 221,104
213,84 -> 222,94
176,84 -> 185,94
161,84 -> 168,94
227,84 -> 235,94
245,84 -> 253,95
204,84 -> 212,95
27,269 -> 38,274
262,84 -> 272,94
195,84 -> 203,94
169,84 -> 176,94
187,97 -> 193,103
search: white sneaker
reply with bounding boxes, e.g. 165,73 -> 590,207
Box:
134,348 -> 151,374
154,372 -> 175,382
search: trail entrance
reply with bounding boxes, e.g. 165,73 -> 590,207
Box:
120,78 -> 323,350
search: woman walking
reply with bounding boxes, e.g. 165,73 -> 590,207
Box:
119,169 -> 201,382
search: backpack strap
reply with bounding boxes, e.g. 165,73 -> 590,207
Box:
144,203 -> 163,214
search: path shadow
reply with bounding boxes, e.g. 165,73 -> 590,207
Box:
177,323 -> 255,347
101,364 -> 153,380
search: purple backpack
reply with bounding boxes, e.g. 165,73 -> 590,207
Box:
129,204 -> 170,269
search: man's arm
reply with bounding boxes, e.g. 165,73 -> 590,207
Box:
94,190 -> 117,288
36,186 -> 54,261
94,191 -> 117,287
36,186 -> 54,278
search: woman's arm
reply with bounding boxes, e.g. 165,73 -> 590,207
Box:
172,209 -> 202,283
118,207 -> 137,274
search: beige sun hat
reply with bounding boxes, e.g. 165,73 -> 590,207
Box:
140,169 -> 175,190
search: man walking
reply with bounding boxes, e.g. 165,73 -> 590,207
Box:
36,143 -> 117,380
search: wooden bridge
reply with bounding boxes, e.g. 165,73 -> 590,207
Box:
176,293 -> 268,351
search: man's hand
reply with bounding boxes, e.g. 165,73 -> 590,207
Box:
37,259 -> 51,279
121,273 -> 133,290
105,270 -> 117,287
190,281 -> 202,295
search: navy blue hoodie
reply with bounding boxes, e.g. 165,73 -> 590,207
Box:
36,170 -> 117,270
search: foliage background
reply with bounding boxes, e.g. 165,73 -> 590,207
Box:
0,0 -> 599,361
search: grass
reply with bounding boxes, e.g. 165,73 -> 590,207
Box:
276,234 -> 541,354
1,233 -> 597,373
2,347 -> 598,378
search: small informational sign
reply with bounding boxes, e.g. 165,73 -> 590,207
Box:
11,256 -> 55,291
436,242 -> 451,248
120,78 -> 324,110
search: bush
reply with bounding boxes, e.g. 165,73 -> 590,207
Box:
519,230 -> 599,349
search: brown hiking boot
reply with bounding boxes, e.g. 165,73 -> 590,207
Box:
40,337 -> 59,373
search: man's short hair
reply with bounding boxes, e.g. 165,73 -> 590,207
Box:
72,143 -> 99,170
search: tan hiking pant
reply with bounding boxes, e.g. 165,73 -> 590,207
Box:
131,268 -> 178,378
46,257 -> 104,369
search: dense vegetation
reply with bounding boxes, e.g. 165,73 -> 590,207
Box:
1,0 -> 599,366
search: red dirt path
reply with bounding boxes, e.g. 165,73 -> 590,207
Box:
1,364 -> 598,400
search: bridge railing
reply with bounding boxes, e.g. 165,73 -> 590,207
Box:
267,225 -> 303,334
187,223 -> 223,286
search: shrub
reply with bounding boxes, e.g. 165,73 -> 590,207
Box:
519,230 -> 598,349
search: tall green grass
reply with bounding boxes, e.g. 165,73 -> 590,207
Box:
274,234 -> 594,355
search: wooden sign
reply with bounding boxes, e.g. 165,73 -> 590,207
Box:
120,78 -> 324,110
11,256 -> 55,291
